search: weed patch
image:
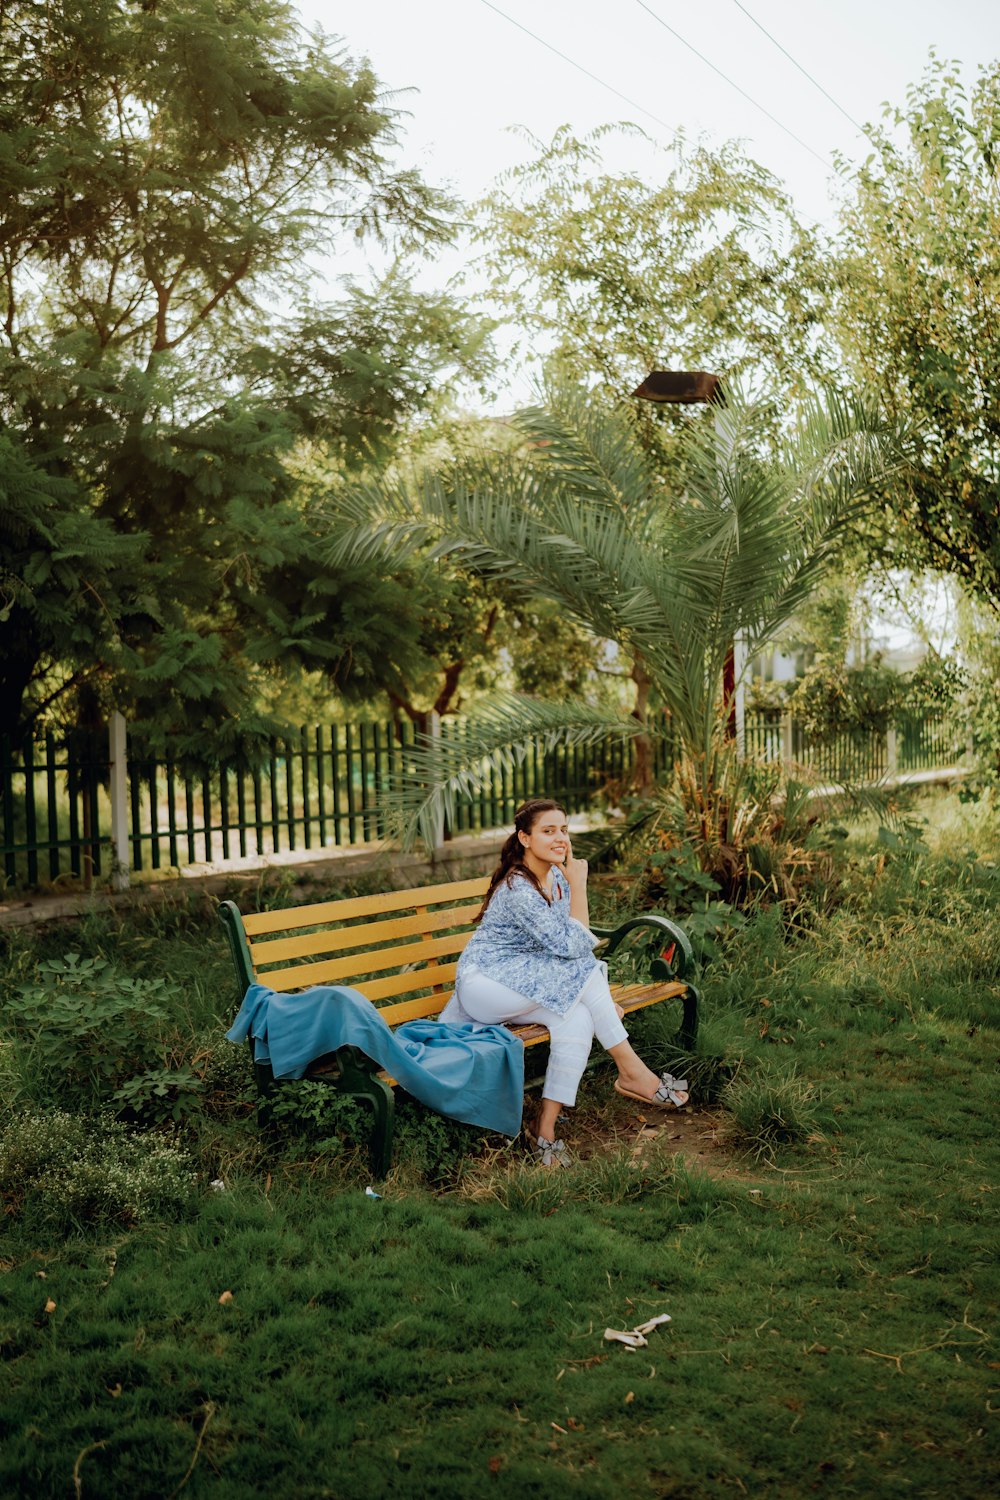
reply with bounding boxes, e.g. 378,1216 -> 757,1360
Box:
719,1060 -> 823,1161
0,1111 -> 196,1232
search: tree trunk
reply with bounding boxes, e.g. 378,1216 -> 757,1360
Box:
630,653 -> 654,794
0,611 -> 43,740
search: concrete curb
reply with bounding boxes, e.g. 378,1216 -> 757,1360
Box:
0,833 -> 506,931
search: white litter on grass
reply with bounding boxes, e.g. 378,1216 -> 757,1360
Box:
209,1179 -> 226,1192
604,1313 -> 672,1348
604,1329 -> 648,1349
635,1314 -> 672,1334
364,1186 -> 382,1199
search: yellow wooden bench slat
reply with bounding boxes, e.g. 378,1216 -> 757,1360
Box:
249,902 -> 484,966
241,876 -> 489,936
255,929 -> 471,990
261,957 -> 463,1001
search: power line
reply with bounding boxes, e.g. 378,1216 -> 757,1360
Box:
731,0 -> 868,137
476,0 -> 678,136
633,0 -> 832,169
479,0 -> 836,175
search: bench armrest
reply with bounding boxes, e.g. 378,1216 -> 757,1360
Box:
591,914 -> 694,982
219,899 -> 256,998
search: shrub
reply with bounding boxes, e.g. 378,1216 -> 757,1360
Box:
600,751 -> 845,939
0,1111 -> 196,1230
3,952 -> 177,1107
192,1029 -> 257,1117
790,654 -> 904,740
111,1065 -> 206,1125
266,1079 -> 370,1157
392,1095 -> 493,1184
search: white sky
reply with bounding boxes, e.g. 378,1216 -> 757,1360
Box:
297,0 -> 999,234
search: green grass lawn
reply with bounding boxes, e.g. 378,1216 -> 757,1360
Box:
1,790 -> 998,1499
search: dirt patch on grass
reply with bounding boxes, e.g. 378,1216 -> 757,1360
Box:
563,1099 -> 739,1178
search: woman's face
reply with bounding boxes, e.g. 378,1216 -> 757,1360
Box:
519,808 -> 569,867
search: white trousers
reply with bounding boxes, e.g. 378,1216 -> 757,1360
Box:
453,962 -> 629,1107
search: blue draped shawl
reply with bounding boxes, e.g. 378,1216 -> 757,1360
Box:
227,982 -> 525,1137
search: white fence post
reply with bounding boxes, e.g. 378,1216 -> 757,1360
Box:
780,711 -> 794,765
886,727 -> 898,779
108,710 -> 130,891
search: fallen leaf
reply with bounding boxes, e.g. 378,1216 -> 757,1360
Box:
624,1391 -> 635,1404
566,1417 -> 584,1431
43,1298 -> 57,1313
106,1384 -> 122,1398
488,1456 -> 503,1474
34,1271 -> 47,1280
218,1290 -> 234,1306
550,1422 -> 568,1434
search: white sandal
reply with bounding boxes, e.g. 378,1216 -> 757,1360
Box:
533,1135 -> 573,1168
614,1072 -> 690,1109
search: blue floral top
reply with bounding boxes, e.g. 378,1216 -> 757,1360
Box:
455,867 -> 599,1017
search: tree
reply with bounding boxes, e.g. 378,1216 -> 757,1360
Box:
473,126 -> 834,410
0,0 -> 488,746
833,57 -> 1000,612
312,567 -> 609,731
327,381 -> 898,854
472,125 -> 841,759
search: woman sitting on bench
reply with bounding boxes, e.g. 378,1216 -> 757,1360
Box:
442,797 -> 689,1167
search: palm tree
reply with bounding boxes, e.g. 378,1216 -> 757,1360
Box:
324,382 -> 897,855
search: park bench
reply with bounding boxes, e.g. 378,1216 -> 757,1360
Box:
219,874 -> 699,1174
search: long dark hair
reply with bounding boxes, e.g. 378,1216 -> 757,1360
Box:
475,798 -> 566,921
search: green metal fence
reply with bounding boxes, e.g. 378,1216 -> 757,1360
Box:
743,710 -> 967,784
0,728 -> 107,888
897,714 -> 966,772
745,712 -> 891,784
0,717 -> 672,889
0,710 -> 965,891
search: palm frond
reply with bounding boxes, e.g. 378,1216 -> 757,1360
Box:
510,383 -> 655,523
381,694 -> 649,851
319,474 -> 438,569
316,379 -> 900,799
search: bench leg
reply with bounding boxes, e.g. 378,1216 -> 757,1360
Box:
678,984 -> 700,1052
351,1074 -> 395,1179
334,1047 -> 396,1179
